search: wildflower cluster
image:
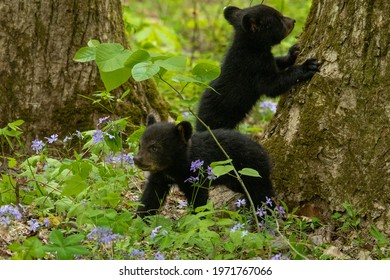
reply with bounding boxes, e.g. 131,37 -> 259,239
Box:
0,204 -> 22,227
150,225 -> 168,240
271,252 -> 289,260
28,219 -> 40,232
128,249 -> 165,260
30,115 -> 115,154
106,153 -> 134,166
129,249 -> 145,259
178,200 -> 188,209
87,226 -> 122,245
184,159 -> 217,184
259,100 -> 277,113
27,217 -> 51,232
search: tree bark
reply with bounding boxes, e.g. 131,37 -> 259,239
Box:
0,0 -> 169,151
263,0 -> 390,234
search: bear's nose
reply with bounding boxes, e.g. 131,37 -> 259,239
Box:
133,155 -> 141,166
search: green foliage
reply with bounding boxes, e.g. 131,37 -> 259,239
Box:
9,237 -> 45,260
331,203 -> 362,232
0,119 -> 24,154
43,230 -> 89,260
1,0 -> 388,262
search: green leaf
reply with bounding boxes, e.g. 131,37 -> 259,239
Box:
8,119 -> 24,130
9,237 -> 45,260
210,159 -> 232,167
125,49 -> 150,68
48,230 -> 64,246
369,226 -> 389,248
223,241 -> 236,253
215,218 -> 234,226
238,168 -> 261,177
127,126 -> 145,145
99,66 -> 132,92
73,46 -> 96,62
155,56 -> 187,72
61,174 -> 88,196
44,231 -> 89,260
171,74 -> 201,84
87,39 -> 100,47
212,165 -> 234,177
131,62 -> 160,81
192,62 -> 220,82
63,234 -> 85,246
95,43 -> 132,72
7,157 -> 18,168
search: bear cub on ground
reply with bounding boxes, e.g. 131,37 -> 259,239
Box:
134,115 -> 274,217
196,4 -> 320,131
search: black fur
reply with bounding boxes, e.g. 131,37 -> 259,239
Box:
196,4 -> 319,131
134,116 -> 274,217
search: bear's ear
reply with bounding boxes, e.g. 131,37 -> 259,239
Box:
175,121 -> 193,144
146,114 -> 157,126
242,13 -> 259,33
224,6 -> 240,25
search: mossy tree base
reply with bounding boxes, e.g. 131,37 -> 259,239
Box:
0,0 -> 170,152
262,0 -> 390,235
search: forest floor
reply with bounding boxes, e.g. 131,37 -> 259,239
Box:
0,184 -> 383,260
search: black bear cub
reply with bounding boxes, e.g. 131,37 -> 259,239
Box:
196,4 -> 320,131
134,115 -> 274,217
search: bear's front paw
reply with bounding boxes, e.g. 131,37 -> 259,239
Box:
300,58 -> 320,80
303,58 -> 320,70
288,43 -> 300,61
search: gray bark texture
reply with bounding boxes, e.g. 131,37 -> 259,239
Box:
263,0 -> 390,234
0,0 -> 169,151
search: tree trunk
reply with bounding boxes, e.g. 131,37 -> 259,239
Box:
0,0 -> 169,152
263,0 -> 390,234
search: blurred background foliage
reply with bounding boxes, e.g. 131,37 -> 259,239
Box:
122,0 -> 312,129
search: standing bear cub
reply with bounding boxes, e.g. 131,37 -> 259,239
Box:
196,4 -> 320,131
134,115 -> 274,217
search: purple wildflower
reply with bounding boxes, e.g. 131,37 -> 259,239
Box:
270,253 -> 288,260
28,219 -> 40,232
259,100 -> 277,113
106,155 -> 114,164
207,166 -> 217,180
241,230 -> 249,238
0,216 -> 11,227
76,130 -> 84,139
87,226 -> 121,244
258,220 -> 266,229
0,204 -> 23,227
190,160 -> 204,172
178,200 -> 188,209
92,130 -> 104,144
184,176 -> 199,184
275,206 -> 286,218
235,198 -> 246,208
130,249 -> 145,259
256,207 -> 267,217
151,225 -> 162,239
155,251 -> 165,260
97,116 -> 110,126
45,134 -> 58,143
43,218 -> 51,228
265,196 -> 273,207
31,139 -> 45,154
122,154 -> 134,165
105,132 -> 115,139
63,136 -> 72,142
230,222 -> 245,232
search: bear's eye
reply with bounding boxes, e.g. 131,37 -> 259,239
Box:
149,145 -> 158,153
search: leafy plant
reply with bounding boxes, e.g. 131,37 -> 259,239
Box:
43,230 -> 89,260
